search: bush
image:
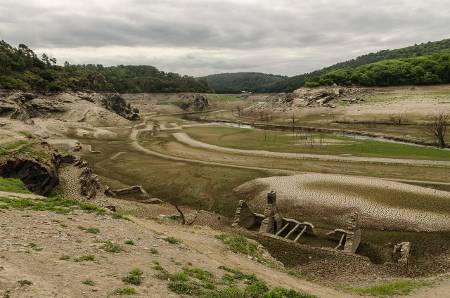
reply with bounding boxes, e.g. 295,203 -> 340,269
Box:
122,268 -> 144,285
102,241 -> 122,253
114,287 -> 137,295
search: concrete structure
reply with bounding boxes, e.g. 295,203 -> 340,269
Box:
234,191 -> 316,243
326,212 -> 362,254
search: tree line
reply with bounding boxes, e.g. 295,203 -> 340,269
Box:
307,50 -> 450,87
0,41 -> 210,93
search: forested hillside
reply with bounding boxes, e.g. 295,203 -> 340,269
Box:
201,72 -> 286,93
264,38 -> 450,92
308,50 -> 450,86
0,41 -> 210,93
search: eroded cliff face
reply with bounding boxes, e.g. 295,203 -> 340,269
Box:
0,142 -> 61,195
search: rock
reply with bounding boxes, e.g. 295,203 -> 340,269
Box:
179,94 -> 209,111
79,167 -> 100,199
101,93 -> 140,121
105,205 -> 117,212
141,198 -> 163,204
106,185 -> 148,197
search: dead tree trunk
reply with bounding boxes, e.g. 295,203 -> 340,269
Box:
429,113 -> 448,148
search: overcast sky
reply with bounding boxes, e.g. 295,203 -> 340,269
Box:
1,0 -> 449,76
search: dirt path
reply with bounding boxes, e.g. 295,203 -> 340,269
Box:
173,132 -> 450,168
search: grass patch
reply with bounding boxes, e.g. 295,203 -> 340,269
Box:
164,236 -> 181,245
18,131 -> 34,139
17,280 -> 33,286
150,248 -> 159,255
215,233 -> 268,262
152,262 -> 171,280
28,242 -> 43,251
122,268 -> 143,285
82,279 -> 95,286
112,212 -> 131,221
0,195 -> 106,215
0,140 -> 30,156
102,241 -> 123,253
0,177 -> 30,193
152,262 -> 315,298
168,280 -> 203,296
78,226 -> 100,234
74,255 -> 95,262
114,287 -> 137,295
349,279 -> 432,296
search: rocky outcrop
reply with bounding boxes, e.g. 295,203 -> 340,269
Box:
179,94 -> 209,111
0,157 -> 60,195
72,159 -> 100,200
101,93 -> 140,121
0,92 -> 66,123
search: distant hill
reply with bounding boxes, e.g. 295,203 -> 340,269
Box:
262,38 -> 450,92
201,72 -> 287,93
0,40 -> 210,93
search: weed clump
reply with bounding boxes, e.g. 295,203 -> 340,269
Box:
122,268 -> 144,285
102,241 -> 122,253
82,279 -> 95,286
74,255 -> 95,262
114,287 -> 137,295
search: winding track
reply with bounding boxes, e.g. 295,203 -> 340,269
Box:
128,119 -> 450,187
173,132 -> 450,167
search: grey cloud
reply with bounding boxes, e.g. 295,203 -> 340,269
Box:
1,0 -> 449,76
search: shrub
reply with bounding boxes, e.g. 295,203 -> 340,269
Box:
17,280 -> 33,286
165,236 -> 181,245
122,268 -> 144,285
114,287 -> 137,295
82,279 -> 95,286
124,240 -> 135,245
102,241 -> 122,253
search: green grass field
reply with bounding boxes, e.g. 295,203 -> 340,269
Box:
184,126 -> 450,161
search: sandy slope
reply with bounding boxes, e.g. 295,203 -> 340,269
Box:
0,193 -> 342,298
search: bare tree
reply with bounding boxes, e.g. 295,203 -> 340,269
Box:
172,203 -> 199,225
429,113 -> 448,148
291,113 -> 296,136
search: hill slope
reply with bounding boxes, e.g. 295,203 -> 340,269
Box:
201,72 -> 287,93
0,41 -> 210,93
264,38 -> 450,92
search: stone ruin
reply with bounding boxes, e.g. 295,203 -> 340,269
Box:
326,211 -> 362,254
232,192 -> 417,265
234,191 -> 316,244
393,242 -> 411,266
